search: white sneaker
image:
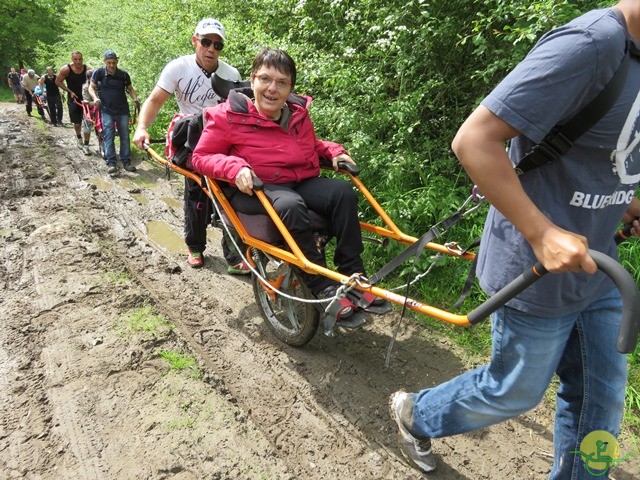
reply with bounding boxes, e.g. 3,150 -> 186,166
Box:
77,137 -> 83,148
83,145 -> 91,155
389,390 -> 437,473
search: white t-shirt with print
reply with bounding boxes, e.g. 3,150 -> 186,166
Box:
156,53 -> 241,115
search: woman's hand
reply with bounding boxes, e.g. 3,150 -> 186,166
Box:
330,153 -> 355,171
234,167 -> 255,196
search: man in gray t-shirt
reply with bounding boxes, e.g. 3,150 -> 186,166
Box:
389,2 -> 640,477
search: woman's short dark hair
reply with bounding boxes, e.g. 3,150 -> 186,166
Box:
251,48 -> 296,88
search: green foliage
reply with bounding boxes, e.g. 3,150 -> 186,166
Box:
0,0 -> 66,72
619,238 -> 640,425
462,1 -> 595,85
158,350 -> 201,379
0,84 -> 14,102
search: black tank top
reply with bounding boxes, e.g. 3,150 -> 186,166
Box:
66,63 -> 86,99
43,75 -> 61,97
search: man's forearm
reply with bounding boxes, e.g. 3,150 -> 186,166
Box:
137,98 -> 162,131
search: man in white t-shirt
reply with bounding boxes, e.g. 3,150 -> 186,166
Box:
133,18 -> 248,272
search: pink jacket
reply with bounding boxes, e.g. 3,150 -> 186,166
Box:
191,90 -> 347,186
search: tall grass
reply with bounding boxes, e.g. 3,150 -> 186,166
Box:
0,85 -> 16,103
619,239 -> 640,431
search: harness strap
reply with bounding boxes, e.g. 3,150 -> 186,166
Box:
452,239 -> 481,310
368,208 -> 465,286
516,40 -> 632,176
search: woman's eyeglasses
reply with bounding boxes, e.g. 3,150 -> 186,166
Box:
198,38 -> 224,51
254,75 -> 291,91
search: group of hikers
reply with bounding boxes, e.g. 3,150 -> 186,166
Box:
9,1 -> 640,477
8,50 -> 139,171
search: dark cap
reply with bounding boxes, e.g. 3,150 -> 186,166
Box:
104,49 -> 118,60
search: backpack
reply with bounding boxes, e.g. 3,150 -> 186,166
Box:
165,73 -> 250,169
165,113 -> 204,169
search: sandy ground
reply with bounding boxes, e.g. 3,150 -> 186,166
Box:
0,101 -> 638,479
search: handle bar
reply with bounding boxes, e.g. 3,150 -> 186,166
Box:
467,249 -> 640,354
615,223 -> 634,245
318,158 -> 361,176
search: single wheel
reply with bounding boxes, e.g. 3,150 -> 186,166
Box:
251,250 -> 319,346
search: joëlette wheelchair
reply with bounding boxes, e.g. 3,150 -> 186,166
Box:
142,75 -> 640,351
33,92 -> 50,120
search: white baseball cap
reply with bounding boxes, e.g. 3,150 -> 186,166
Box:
194,18 -> 226,41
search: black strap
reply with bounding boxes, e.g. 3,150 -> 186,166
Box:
516,41 -> 631,175
368,208 -> 465,285
452,238 -> 481,309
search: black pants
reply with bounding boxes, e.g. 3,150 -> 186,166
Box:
229,176 -> 365,294
46,94 -> 63,124
183,176 -> 241,265
24,90 -> 33,115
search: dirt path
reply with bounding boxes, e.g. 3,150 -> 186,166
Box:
0,101 -> 637,479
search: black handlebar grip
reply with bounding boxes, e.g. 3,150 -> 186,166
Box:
590,250 -> 640,354
467,265 -> 548,325
319,158 -> 361,176
615,223 -> 633,245
467,250 -> 640,354
337,161 -> 361,176
252,175 -> 264,190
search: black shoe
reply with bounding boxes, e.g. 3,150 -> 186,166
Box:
123,163 -> 136,172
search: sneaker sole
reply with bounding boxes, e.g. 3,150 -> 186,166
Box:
187,254 -> 204,268
388,391 -> 437,473
227,269 -> 251,275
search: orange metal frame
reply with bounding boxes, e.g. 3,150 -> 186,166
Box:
144,146 -> 477,326
73,97 -> 137,128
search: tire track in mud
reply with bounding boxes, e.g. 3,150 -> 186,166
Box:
0,104 -> 293,480
98,205 -> 415,479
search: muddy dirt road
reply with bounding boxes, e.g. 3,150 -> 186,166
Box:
1,102 -> 638,479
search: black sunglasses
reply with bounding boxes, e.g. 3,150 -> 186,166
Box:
199,38 -> 224,51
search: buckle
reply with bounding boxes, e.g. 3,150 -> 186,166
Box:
515,142 -> 559,175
